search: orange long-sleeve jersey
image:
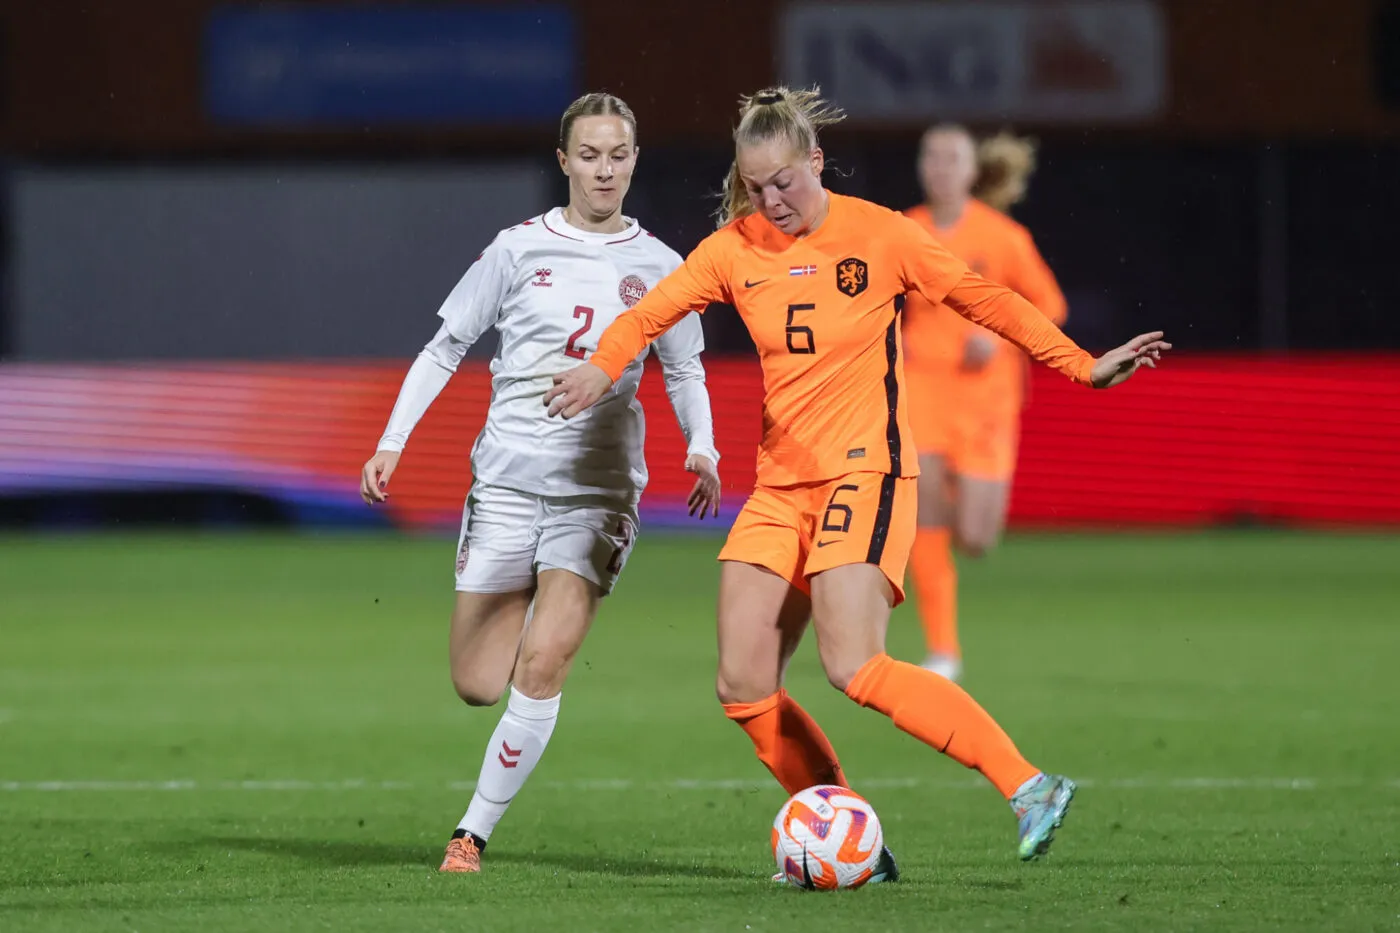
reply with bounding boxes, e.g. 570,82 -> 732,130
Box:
590,192 -> 1093,488
902,200 -> 1067,405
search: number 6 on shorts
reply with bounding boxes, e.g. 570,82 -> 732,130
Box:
822,484 -> 859,533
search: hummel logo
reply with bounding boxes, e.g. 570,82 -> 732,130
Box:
744,278 -> 768,288
498,741 -> 523,769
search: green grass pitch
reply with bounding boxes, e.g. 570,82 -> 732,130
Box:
2,530 -> 1397,931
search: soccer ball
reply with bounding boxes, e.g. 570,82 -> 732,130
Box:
771,784 -> 884,890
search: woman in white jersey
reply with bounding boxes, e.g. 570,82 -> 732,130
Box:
359,93 -> 721,874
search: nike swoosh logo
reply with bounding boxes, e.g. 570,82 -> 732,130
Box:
815,540 -> 839,548
744,278 -> 768,288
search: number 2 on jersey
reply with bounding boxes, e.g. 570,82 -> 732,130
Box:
564,305 -> 595,359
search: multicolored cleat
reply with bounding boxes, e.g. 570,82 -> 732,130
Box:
867,844 -> 901,883
438,835 -> 482,873
1012,773 -> 1076,861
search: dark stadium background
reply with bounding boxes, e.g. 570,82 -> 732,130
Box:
3,0 -> 1399,530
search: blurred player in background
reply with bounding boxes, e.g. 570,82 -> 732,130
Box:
547,86 -> 1168,865
359,93 -> 722,874
902,125 -> 1068,681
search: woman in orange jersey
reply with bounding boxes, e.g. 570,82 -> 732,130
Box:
902,125 -> 1067,682
546,87 -> 1169,869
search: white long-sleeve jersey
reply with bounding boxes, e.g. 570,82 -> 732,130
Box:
376,207 -> 719,504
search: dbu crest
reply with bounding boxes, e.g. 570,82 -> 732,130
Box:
836,257 -> 867,297
618,274 -> 648,308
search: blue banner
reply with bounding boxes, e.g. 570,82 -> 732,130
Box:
204,4 -> 578,127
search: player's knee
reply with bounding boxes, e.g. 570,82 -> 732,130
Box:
955,537 -> 989,559
954,524 -> 997,558
715,668 -> 775,706
821,653 -> 874,694
513,643 -> 573,698
823,666 -> 855,694
451,670 -> 506,708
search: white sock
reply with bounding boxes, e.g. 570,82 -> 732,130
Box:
458,686 -> 560,843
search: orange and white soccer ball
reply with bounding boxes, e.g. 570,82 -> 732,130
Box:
771,784 -> 883,890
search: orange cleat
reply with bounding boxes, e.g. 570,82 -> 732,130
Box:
438,836 -> 481,873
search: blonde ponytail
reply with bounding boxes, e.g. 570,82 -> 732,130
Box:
715,86 -> 846,228
718,161 -> 754,230
973,130 -> 1038,213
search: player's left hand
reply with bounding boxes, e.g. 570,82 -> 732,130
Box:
545,363 -> 614,418
1090,331 -> 1171,389
685,454 -> 721,519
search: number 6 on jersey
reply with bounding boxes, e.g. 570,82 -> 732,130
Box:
565,305 -> 596,359
786,302 -> 816,354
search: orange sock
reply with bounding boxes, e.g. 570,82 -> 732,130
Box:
910,527 -> 959,658
723,690 -> 848,795
845,653 -> 1039,799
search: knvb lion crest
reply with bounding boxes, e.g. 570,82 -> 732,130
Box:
836,257 -> 867,297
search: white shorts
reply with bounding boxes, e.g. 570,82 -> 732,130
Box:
454,482 -> 639,596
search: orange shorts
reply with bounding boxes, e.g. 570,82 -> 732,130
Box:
907,369 -> 1022,481
718,472 -> 918,605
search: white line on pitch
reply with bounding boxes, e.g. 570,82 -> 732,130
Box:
0,776 -> 1390,793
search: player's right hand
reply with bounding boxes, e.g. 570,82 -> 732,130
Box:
360,450 -> 402,505
545,363 -> 614,419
